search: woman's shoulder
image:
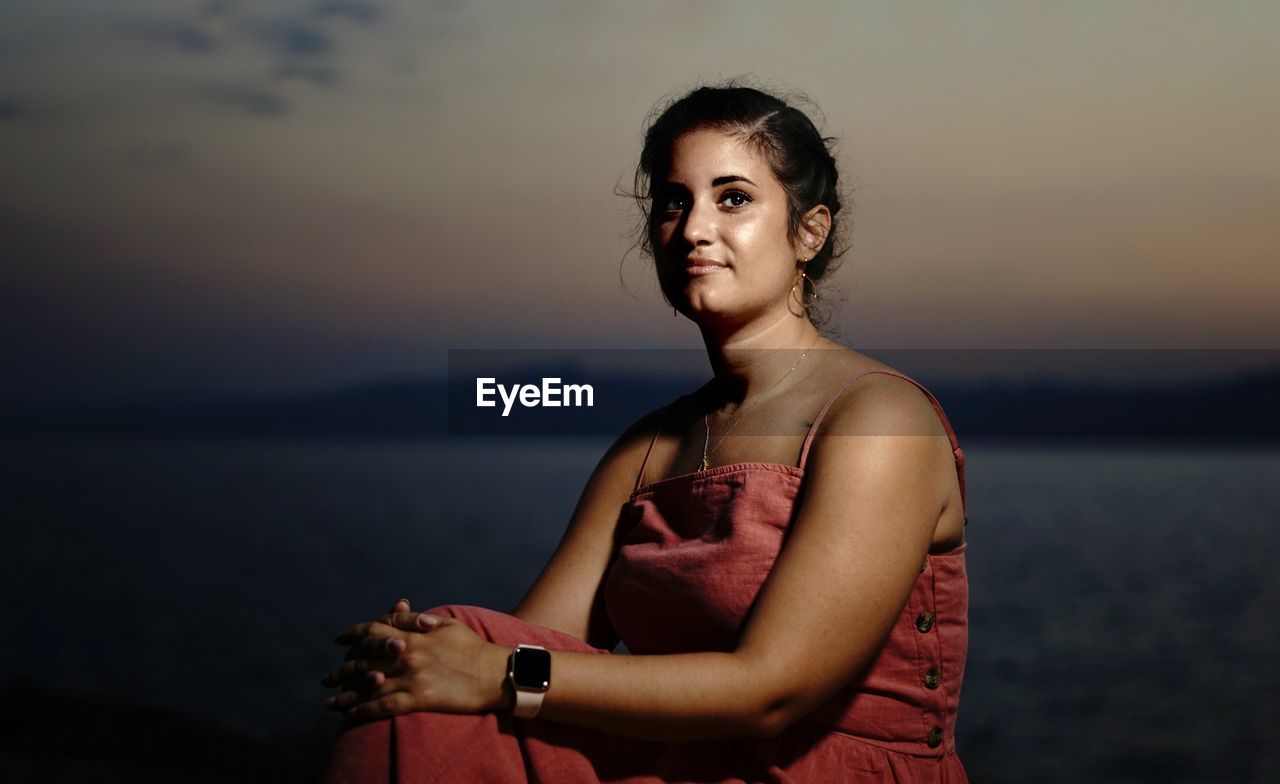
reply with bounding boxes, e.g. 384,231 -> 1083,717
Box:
812,351 -> 949,441
611,386 -> 699,451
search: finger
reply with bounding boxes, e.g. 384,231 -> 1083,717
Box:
390,598 -> 412,613
377,611 -> 445,632
345,690 -> 416,722
335,620 -> 397,645
320,676 -> 399,712
324,653 -> 402,688
322,657 -> 393,688
334,621 -> 374,644
355,634 -> 407,660
321,656 -> 367,687
323,670 -> 394,709
324,687 -> 369,712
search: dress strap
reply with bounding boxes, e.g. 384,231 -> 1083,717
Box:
632,396 -> 684,495
797,370 -> 967,517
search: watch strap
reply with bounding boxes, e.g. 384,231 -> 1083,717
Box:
512,685 -> 544,718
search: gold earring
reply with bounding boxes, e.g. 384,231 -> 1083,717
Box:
790,264 -> 815,308
800,270 -> 815,301
788,269 -> 810,317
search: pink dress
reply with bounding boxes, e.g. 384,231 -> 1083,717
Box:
323,370 -> 970,783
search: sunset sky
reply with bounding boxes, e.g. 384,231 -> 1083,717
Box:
3,1 -> 1277,411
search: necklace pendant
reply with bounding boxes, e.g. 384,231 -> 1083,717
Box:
699,456 -> 709,471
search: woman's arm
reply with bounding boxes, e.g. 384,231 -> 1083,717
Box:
508,404 -> 672,650
520,649 -> 763,742
329,377 -> 952,743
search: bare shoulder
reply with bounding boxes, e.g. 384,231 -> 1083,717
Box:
806,350 -> 948,441
592,395 -> 686,490
621,395 -> 687,450
799,359 -> 959,525
798,356 -> 962,497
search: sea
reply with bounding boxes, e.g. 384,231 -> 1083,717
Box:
2,436 -> 1277,783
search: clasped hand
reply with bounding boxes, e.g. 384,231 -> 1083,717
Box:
321,599 -> 514,721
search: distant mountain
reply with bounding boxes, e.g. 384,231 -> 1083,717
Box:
5,364 -> 1279,443
937,363 -> 1280,443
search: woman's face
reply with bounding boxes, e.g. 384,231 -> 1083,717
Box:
651,127 -> 803,327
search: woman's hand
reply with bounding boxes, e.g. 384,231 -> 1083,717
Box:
319,598 -> 411,695
321,600 -> 516,722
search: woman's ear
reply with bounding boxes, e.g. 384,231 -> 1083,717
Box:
798,205 -> 832,256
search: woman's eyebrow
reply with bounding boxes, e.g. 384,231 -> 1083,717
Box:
657,175 -> 756,191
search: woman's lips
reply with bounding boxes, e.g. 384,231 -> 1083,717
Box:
686,259 -> 728,276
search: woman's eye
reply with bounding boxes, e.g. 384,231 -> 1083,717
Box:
655,190 -> 749,215
658,195 -> 688,213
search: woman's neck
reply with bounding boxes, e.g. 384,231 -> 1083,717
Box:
698,314 -> 827,405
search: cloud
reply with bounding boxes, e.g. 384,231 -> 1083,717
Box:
197,0 -> 385,25
258,18 -> 334,57
313,1 -> 383,24
124,2 -> 396,97
125,17 -> 222,54
254,17 -> 341,85
234,89 -> 289,117
276,60 -> 341,85
200,84 -> 290,117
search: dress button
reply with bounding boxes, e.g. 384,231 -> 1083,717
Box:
923,669 -> 941,689
915,611 -> 935,633
926,726 -> 943,748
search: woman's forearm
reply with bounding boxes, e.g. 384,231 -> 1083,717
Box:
503,648 -> 772,743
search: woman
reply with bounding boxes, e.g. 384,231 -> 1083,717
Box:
321,82 -> 969,782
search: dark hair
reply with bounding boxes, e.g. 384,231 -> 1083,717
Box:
621,78 -> 850,331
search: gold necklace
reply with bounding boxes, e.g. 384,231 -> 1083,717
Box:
700,337 -> 819,471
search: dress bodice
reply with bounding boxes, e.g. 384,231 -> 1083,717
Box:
602,370 -> 969,758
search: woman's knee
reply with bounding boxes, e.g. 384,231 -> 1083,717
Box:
418,604 -> 538,646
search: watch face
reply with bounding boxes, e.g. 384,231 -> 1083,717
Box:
511,646 -> 551,691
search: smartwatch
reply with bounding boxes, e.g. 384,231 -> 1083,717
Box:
507,644 -> 552,718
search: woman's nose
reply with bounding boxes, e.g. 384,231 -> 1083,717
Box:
681,197 -> 716,246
